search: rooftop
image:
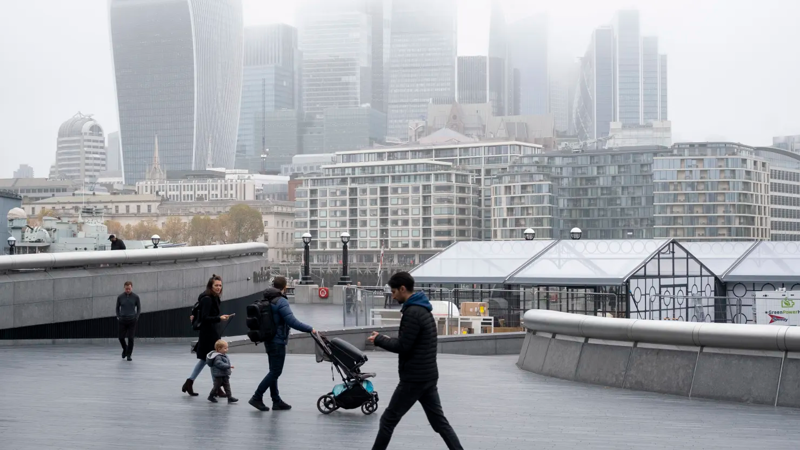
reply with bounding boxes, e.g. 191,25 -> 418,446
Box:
33,194 -> 162,204
2,343 -> 798,449
0,178 -> 75,188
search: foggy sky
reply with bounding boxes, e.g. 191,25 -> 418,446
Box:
1,0 -> 799,178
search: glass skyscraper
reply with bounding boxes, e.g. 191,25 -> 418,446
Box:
387,0 -> 457,139
109,0 -> 243,184
507,14 -> 548,116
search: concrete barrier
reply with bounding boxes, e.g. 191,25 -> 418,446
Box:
519,310 -> 800,407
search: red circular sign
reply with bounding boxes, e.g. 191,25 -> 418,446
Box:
318,287 -> 329,298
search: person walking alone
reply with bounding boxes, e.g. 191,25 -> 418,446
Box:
182,275 -> 232,397
116,281 -> 140,361
108,234 -> 126,250
383,283 -> 392,308
249,276 -> 315,412
368,272 -> 463,450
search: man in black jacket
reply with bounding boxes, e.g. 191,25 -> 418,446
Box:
368,272 -> 462,450
109,235 -> 126,250
116,281 -> 141,361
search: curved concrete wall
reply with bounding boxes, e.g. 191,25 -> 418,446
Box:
0,244 -> 270,333
518,310 -> 800,407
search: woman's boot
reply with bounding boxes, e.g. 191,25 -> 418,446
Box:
182,379 -> 199,397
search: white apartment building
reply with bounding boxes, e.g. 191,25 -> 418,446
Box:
607,121 -> 672,148
55,112 -> 107,181
137,174 -> 257,202
654,142 -> 771,241
755,147 -> 800,241
295,159 -> 480,265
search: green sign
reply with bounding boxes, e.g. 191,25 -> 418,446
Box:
782,297 -> 795,308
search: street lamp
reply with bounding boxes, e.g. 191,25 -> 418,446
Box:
570,227 -> 582,240
626,231 -> 634,239
301,232 -> 312,285
337,232 -> 351,285
523,228 -> 536,241
151,234 -> 161,249
7,236 -> 16,255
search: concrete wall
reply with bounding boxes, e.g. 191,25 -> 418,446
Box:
0,244 -> 271,331
518,310 -> 800,407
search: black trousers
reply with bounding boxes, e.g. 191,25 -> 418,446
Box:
212,376 -> 232,398
372,380 -> 462,450
384,294 -> 392,308
118,319 -> 137,356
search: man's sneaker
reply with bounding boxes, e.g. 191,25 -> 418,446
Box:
248,397 -> 269,411
208,395 -> 218,403
126,356 -> 132,361
228,397 -> 239,404
272,400 -> 292,411
121,350 -> 126,359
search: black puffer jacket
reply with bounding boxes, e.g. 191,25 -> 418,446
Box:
375,291 -> 438,383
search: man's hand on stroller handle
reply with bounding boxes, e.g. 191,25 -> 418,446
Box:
368,331 -> 379,343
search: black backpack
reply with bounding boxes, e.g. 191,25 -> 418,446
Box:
191,301 -> 203,331
246,298 -> 278,344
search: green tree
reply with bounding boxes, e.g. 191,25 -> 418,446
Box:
218,204 -> 263,244
162,216 -> 188,243
188,216 -> 218,246
123,224 -> 134,240
131,221 -> 162,240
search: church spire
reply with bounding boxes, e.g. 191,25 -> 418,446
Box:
146,134 -> 166,180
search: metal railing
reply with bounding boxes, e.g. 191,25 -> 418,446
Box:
633,294 -> 751,324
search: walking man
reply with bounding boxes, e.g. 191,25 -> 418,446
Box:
109,234 -> 126,250
249,276 -> 315,412
383,283 -> 392,308
368,272 -> 462,450
116,281 -> 141,361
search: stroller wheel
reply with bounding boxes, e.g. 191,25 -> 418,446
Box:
361,398 -> 378,415
317,394 -> 337,415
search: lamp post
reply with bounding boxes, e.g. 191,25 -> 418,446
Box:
337,232 -> 351,285
523,228 -> 536,241
570,227 -> 582,240
301,232 -> 312,285
7,236 -> 16,255
151,234 -> 161,249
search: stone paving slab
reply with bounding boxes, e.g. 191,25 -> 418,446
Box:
1,344 -> 800,449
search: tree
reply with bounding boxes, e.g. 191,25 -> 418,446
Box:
218,204 -> 263,243
28,209 -> 58,228
131,221 -> 162,240
187,216 -> 219,246
123,224 -> 134,240
105,220 -> 124,237
162,217 -> 188,244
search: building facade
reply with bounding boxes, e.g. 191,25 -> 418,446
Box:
136,171 -> 256,202
0,178 -> 74,201
109,0 -> 243,185
575,27 -> 615,142
323,106 -> 387,153
773,135 -> 800,153
653,142 -> 771,241
106,131 -> 121,172
13,165 -> 34,179
755,147 -> 800,241
508,14 -> 548,116
387,0 -> 457,139
1,191 -> 23,248
236,24 -> 300,172
607,121 -> 672,148
55,112 -> 106,181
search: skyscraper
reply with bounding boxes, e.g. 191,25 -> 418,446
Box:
457,56 -> 488,104
237,24 -> 300,171
387,0 -> 457,139
574,27 -> 615,141
54,112 -> 106,181
13,165 -> 34,179
615,10 -> 641,125
508,14 -> 548,116
109,0 -> 243,185
487,0 -> 509,116
106,131 -> 121,172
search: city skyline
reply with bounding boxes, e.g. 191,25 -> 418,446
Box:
1,0 -> 800,177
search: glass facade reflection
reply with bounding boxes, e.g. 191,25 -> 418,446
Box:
110,0 -> 243,184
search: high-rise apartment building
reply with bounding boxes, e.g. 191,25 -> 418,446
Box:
387,0 -> 457,139
508,14 -> 548,116
653,143 -> 771,241
13,165 -> 34,179
54,112 -> 106,182
237,24 -> 300,172
109,0 -> 243,185
755,147 -> 800,241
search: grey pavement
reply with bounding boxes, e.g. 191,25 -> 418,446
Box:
2,343 -> 800,449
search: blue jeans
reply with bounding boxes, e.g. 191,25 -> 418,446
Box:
253,342 -> 287,402
188,359 -> 212,381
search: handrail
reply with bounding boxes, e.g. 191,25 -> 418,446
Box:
0,243 -> 268,270
524,310 -> 800,352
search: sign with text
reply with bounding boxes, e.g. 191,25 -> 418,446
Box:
754,291 -> 800,326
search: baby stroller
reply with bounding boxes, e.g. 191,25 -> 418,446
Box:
312,332 -> 379,415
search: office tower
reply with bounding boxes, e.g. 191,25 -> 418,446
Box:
574,27 -> 615,141
55,112 -> 106,181
298,0 -> 384,153
549,60 -> 580,134
487,0 -> 509,116
457,56 -> 489,104
237,24 -> 300,171
508,14 -> 548,116
615,10 -> 640,125
387,0 -> 457,139
13,165 -> 34,179
106,131 -> 121,172
109,0 -> 243,185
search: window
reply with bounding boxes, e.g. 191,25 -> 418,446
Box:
136,205 -> 141,214
126,205 -> 130,214
147,205 -> 152,213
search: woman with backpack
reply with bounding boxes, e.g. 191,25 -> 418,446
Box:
182,274 -> 232,396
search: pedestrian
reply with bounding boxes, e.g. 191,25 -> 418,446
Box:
116,281 -> 140,361
249,276 -> 315,412
108,234 -> 126,250
181,274 -> 232,397
368,272 -> 463,450
206,339 -> 238,404
383,283 -> 392,308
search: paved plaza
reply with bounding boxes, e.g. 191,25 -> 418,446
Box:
2,343 -> 800,449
